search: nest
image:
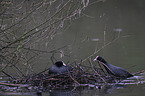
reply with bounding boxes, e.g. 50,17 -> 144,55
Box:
7,60 -> 145,90
15,65 -> 121,89
11,61 -> 128,90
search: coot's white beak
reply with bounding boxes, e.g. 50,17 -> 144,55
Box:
93,56 -> 99,62
62,61 -> 66,66
93,58 -> 97,62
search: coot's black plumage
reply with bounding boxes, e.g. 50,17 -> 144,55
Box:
94,56 -> 133,78
49,61 -> 73,74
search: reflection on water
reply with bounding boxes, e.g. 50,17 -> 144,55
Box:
47,74 -> 145,96
49,89 -> 76,96
113,28 -> 123,32
0,73 -> 145,96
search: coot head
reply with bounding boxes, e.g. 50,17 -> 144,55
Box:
93,56 -> 107,64
55,61 -> 66,67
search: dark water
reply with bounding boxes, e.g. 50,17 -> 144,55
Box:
1,0 -> 145,95
59,0 -> 145,73
48,0 -> 145,73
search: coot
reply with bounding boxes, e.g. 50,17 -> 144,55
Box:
49,61 -> 73,74
94,56 -> 133,78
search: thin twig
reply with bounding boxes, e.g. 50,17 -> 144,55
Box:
89,58 -> 107,83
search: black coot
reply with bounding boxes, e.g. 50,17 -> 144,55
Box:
94,56 -> 133,78
49,61 -> 73,74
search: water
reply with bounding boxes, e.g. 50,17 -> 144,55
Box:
1,0 -> 145,95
